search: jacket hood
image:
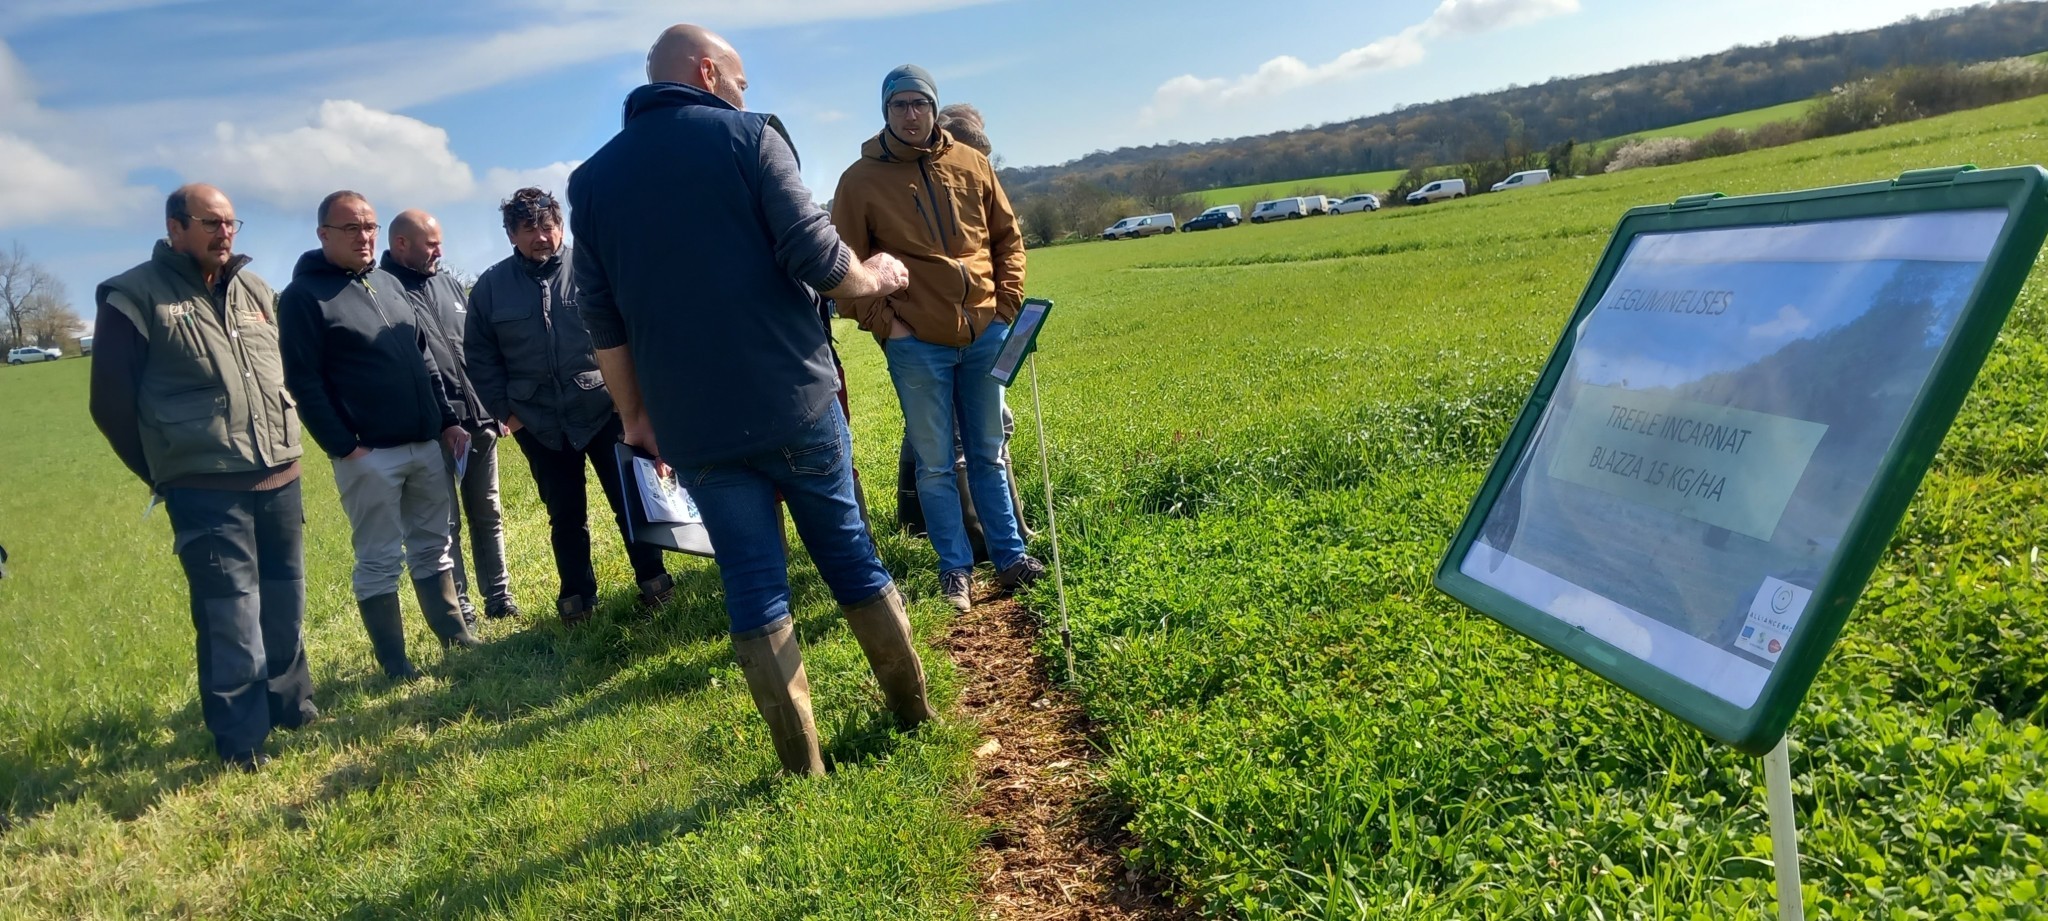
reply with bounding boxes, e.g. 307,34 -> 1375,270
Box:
623,82 -> 735,125
862,126 -> 954,164
377,250 -> 438,286
293,249 -> 370,282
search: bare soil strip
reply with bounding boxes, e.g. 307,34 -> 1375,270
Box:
943,593 -> 1193,920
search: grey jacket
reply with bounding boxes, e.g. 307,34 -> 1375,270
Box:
381,251 -> 490,430
463,247 -> 616,451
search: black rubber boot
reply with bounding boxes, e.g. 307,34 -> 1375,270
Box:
357,592 -> 419,681
414,570 -> 482,650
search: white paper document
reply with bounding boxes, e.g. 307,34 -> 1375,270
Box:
634,456 -> 701,524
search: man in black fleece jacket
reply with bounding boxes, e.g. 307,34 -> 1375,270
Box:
278,190 -> 481,680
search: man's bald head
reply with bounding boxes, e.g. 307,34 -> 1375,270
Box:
389,208 -> 445,275
647,24 -> 747,109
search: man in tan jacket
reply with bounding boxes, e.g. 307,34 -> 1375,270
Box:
832,64 -> 1043,612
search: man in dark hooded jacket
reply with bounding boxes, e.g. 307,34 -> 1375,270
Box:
279,190 -> 482,681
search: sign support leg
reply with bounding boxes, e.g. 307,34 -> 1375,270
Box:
1766,736 -> 1805,921
1025,352 -> 1076,683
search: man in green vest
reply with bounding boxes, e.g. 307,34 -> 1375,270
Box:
89,183 -> 316,773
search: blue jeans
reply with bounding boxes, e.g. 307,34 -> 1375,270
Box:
677,406 -> 893,637
884,323 -> 1028,575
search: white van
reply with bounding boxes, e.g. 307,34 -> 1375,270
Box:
1101,217 -> 1140,240
1300,195 -> 1331,215
1405,178 -> 1467,205
1490,169 -> 1552,193
1250,198 -> 1306,223
1126,213 -> 1177,238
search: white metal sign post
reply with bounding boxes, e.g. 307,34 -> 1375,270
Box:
1766,737 -> 1805,920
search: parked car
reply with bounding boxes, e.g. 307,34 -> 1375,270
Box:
7,347 -> 58,365
79,335 -> 93,357
1405,178 -> 1467,205
1490,169 -> 1552,193
1101,216 -> 1140,240
1182,205 -> 1242,231
1125,213 -> 1177,238
1249,198 -> 1306,223
1300,195 -> 1331,216
1332,193 -> 1381,214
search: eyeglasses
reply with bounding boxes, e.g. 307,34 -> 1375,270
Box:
321,222 -> 380,236
887,98 -> 933,115
192,217 -> 244,234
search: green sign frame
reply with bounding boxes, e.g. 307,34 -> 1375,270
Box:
1434,165 -> 2048,754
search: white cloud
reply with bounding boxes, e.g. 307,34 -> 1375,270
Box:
1423,0 -> 1580,36
0,134 -> 151,229
193,100 -> 477,212
481,161 -> 583,199
1748,304 -> 1814,341
1141,0 -> 1577,124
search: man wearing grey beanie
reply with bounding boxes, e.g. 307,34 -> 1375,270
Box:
832,65 -> 1044,615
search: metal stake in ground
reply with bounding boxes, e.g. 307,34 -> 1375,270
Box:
1026,351 -> 1075,683
1766,736 -> 1805,921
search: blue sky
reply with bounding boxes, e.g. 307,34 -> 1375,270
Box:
0,0 -> 1979,322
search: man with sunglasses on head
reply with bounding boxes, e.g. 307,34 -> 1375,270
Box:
279,190 -> 482,682
465,187 -> 673,626
90,184 -> 316,772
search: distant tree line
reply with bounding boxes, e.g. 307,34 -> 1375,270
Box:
1006,1 -> 2048,244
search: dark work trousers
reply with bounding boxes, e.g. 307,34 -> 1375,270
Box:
163,480 -> 315,759
446,426 -> 512,610
512,414 -> 667,601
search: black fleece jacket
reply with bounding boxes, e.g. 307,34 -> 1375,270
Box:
278,250 -> 458,457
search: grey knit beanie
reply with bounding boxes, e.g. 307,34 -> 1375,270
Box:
881,64 -> 938,116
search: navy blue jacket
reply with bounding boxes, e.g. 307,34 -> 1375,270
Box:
570,82 -> 851,467
279,251 -> 458,457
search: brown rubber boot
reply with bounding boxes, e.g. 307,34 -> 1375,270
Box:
731,620 -> 825,776
841,583 -> 937,730
413,570 -> 483,650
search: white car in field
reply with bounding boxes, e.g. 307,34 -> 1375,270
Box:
1332,193 -> 1381,214
7,346 -> 59,365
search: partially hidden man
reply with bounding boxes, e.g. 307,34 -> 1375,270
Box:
278,190 -> 482,681
90,184 -> 316,772
382,208 -> 521,625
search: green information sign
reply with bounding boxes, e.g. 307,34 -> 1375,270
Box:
1435,166 -> 2048,754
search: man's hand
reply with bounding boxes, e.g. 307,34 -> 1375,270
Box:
865,252 -> 909,296
503,414 -> 523,436
343,446 -> 371,461
620,418 -> 668,476
441,426 -> 471,459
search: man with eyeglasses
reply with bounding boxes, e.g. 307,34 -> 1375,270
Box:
279,190 -> 482,682
90,183 -> 316,772
382,208 -> 520,626
832,65 -> 1043,614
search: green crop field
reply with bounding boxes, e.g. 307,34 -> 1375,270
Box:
1197,169 -> 1410,209
7,93 -> 2048,919
1598,99 -> 1820,150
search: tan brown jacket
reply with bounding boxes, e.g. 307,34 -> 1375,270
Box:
831,128 -> 1026,347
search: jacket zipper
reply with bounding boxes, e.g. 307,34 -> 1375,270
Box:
913,159 -> 977,342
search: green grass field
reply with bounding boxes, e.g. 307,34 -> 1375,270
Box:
6,93 -> 2048,918
1597,99 -> 1819,150
1197,169 -> 1410,208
